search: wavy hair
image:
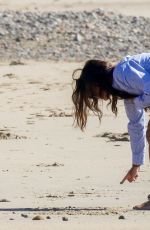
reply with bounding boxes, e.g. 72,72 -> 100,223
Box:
72,60 -> 137,131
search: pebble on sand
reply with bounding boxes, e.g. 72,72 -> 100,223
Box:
32,215 -> 44,220
62,217 -> 68,221
119,215 -> 125,220
21,214 -> 28,218
0,199 -> 10,202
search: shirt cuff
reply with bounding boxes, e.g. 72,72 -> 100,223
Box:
132,152 -> 145,165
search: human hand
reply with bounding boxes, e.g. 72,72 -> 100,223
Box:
120,165 -> 140,184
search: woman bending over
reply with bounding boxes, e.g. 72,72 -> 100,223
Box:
72,53 -> 150,210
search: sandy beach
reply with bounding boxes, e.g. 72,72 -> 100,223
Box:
0,61 -> 150,228
0,1 -> 150,229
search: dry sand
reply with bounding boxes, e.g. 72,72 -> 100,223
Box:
0,61 -> 150,229
0,0 -> 150,17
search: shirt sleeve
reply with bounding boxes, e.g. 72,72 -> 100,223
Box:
124,99 -> 146,165
113,54 -> 150,96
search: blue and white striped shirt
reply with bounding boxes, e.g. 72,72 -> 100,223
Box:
113,53 -> 150,165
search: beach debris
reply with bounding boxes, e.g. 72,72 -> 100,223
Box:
2,169 -> 9,172
62,216 -> 68,221
46,194 -> 62,198
96,132 -> 129,142
24,207 -> 123,216
48,111 -> 72,117
0,130 -> 27,140
52,208 -> 59,211
51,162 -> 63,167
21,214 -> 28,218
36,162 -> 64,167
9,60 -> 24,65
3,73 -> 17,79
32,215 -> 44,220
0,199 -> 10,202
68,191 -> 75,197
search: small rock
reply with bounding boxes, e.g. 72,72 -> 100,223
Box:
75,33 -> 84,43
0,199 -> 10,202
21,214 -> 28,218
68,191 -> 75,197
32,215 -> 44,220
119,215 -> 125,220
0,30 -> 7,36
3,73 -> 16,79
62,217 -> 68,221
51,162 -> 64,167
46,216 -> 51,219
15,37 -> 21,42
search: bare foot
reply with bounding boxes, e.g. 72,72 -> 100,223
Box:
133,200 -> 150,210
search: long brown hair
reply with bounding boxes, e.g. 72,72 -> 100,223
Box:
72,60 -> 137,131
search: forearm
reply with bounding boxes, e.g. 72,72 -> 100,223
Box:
124,99 -> 146,165
128,121 -> 146,165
